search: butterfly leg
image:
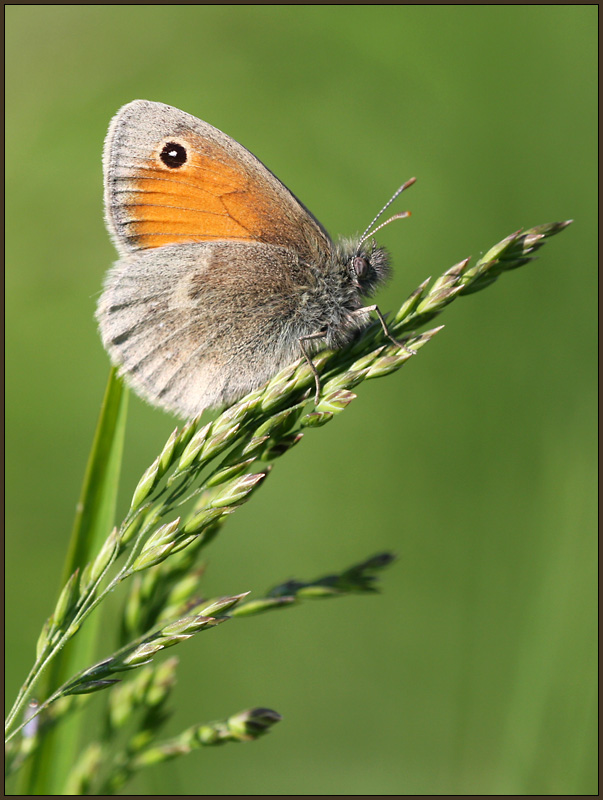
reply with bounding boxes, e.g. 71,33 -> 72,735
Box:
359,305 -> 417,356
298,329 -> 328,405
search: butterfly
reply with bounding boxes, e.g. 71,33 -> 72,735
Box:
97,100 -> 414,419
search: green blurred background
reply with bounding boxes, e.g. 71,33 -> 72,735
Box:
6,6 -> 597,795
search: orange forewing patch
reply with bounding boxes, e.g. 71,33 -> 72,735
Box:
116,134 -> 285,250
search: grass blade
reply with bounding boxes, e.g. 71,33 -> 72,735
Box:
21,368 -> 128,794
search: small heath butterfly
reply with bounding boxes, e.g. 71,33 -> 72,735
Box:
97,100 -> 415,418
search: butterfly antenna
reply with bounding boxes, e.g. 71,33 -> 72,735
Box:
357,176 -> 416,250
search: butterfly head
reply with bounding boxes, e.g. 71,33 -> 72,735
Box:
337,237 -> 391,297
339,176 -> 416,297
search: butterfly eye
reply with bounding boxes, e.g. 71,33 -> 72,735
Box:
160,142 -> 187,168
353,255 -> 369,280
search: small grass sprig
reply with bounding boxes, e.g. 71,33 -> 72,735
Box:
232,552 -> 397,616
80,707 -> 282,795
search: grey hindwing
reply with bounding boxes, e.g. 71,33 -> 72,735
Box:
96,241 -> 311,417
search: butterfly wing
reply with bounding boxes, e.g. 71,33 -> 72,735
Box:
97,240 -> 313,418
103,99 -> 332,260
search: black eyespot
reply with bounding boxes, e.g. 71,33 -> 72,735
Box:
160,142 -> 187,168
353,256 -> 369,280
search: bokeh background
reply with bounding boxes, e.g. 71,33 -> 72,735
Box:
6,6 -> 597,795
